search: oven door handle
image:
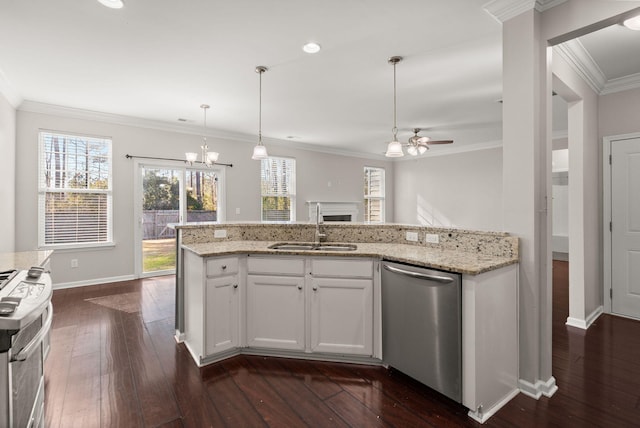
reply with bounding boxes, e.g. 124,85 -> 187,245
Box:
11,302 -> 53,362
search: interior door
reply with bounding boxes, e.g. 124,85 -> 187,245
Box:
611,137 -> 640,318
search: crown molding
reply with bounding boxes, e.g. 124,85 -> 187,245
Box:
601,72 -> 640,95
483,0 -> 535,23
17,100 -> 393,161
552,41 -> 606,93
0,68 -> 23,108
395,140 -> 503,160
534,0 -> 567,12
18,100 -> 257,142
483,0 -> 566,23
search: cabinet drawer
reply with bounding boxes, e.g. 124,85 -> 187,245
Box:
206,257 -> 238,277
247,257 -> 305,275
311,258 -> 373,278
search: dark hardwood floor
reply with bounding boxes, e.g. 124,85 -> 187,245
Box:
44,261 -> 640,427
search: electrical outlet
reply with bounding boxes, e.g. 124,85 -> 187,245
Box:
406,231 -> 419,242
214,229 -> 227,238
71,259 -> 78,268
425,233 -> 439,244
235,208 -> 240,215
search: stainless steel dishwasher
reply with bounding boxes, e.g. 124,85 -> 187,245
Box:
381,261 -> 462,402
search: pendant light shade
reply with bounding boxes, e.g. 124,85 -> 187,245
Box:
385,56 -> 404,158
252,66 -> 269,160
385,140 -> 404,157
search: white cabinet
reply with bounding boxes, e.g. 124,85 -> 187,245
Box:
309,258 -> 373,356
246,256 -> 376,357
246,256 -> 306,351
184,252 -> 241,364
205,275 -> 239,355
462,264 -> 519,423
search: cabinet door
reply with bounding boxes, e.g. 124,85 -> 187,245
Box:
205,275 -> 239,355
246,275 -> 305,350
310,277 -> 373,356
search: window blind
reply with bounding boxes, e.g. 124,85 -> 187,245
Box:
364,167 -> 385,223
39,132 -> 113,247
261,157 -> 296,222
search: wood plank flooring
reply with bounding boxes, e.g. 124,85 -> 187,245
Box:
43,261 -> 640,427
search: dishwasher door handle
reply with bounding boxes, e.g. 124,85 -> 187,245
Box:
383,264 -> 454,284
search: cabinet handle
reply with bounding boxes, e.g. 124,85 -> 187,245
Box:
233,284 -> 238,289
313,286 -> 318,291
297,285 -> 303,290
221,265 -> 227,270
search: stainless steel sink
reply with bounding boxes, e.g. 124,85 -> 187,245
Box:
268,243 -> 357,251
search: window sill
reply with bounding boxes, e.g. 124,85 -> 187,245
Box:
39,242 -> 116,251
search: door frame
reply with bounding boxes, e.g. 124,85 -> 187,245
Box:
133,159 -> 226,278
603,131 -> 640,314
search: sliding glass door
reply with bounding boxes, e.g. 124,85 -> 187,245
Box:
137,164 -> 223,277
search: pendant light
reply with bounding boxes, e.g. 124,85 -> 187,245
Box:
385,56 -> 404,158
252,66 -> 269,160
185,104 -> 219,166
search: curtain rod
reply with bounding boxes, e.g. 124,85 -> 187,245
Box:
125,154 -> 233,167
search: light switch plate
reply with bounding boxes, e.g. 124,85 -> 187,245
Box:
406,231 -> 419,242
214,229 -> 227,238
425,233 -> 439,244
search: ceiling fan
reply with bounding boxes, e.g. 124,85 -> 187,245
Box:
404,128 -> 453,155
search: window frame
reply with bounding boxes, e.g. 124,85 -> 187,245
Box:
364,166 -> 385,223
260,156 -> 296,222
38,130 -> 114,249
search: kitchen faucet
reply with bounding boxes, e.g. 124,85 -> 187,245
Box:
315,203 -> 326,245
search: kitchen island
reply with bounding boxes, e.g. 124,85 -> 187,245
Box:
174,222 -> 519,423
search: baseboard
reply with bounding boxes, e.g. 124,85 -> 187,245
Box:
53,274 -> 137,290
518,376 -> 558,400
467,388 -> 520,424
566,305 -> 604,330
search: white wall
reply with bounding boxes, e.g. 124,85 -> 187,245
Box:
15,108 -> 392,285
0,92 -> 15,252
393,147 -> 503,231
599,87 -> 640,137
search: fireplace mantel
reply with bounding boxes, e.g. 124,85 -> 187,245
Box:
307,201 -> 360,222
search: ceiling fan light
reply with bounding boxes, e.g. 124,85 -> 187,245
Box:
252,144 -> 268,160
385,140 -> 404,157
407,145 -> 418,156
417,145 -> 428,155
623,15 -> 640,30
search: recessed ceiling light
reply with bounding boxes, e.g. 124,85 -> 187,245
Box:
302,42 -> 321,54
623,15 -> 640,30
98,0 -> 124,9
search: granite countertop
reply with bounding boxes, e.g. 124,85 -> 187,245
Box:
181,241 -> 517,275
0,250 -> 53,272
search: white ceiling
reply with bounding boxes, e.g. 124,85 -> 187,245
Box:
0,1 -> 638,158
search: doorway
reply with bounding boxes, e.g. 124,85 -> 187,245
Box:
604,133 -> 640,319
135,162 -> 224,277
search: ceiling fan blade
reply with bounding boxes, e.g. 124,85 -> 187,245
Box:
426,140 -> 454,145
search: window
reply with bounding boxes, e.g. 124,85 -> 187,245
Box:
38,131 -> 112,248
261,157 -> 296,222
364,166 -> 385,223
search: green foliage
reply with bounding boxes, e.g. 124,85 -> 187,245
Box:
143,171 -> 179,210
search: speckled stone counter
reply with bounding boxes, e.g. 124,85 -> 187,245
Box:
176,223 -> 518,275
0,250 -> 53,271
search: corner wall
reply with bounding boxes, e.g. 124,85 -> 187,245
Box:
393,147 -> 503,231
